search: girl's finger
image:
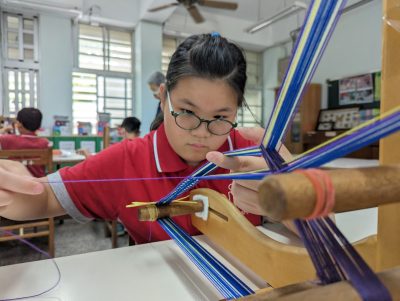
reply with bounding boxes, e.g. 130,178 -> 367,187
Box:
233,179 -> 259,192
230,182 -> 266,215
206,151 -> 241,171
207,151 -> 267,173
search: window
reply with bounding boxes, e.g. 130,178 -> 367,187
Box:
4,69 -> 38,117
162,36 -> 263,127
1,13 -> 39,116
162,36 -> 179,74
73,24 -> 133,132
239,50 -> 263,127
78,24 -> 132,73
72,72 -> 132,128
3,13 -> 38,62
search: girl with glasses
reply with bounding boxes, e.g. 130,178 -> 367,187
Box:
0,33 -> 285,244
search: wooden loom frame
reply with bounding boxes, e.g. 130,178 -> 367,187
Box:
189,0 -> 400,292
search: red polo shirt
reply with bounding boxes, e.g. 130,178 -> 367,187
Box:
0,134 -> 49,177
49,124 -> 261,244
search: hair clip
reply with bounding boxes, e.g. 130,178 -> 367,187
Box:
210,31 -> 220,37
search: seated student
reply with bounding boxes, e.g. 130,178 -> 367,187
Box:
0,108 -> 49,177
0,33 -> 290,244
78,117 -> 142,159
84,116 -> 141,236
119,116 -> 141,140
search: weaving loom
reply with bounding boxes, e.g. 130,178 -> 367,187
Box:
133,0 -> 400,300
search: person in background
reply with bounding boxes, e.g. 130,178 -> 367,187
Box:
116,116 -> 141,235
79,116 -> 142,159
147,71 -> 166,131
78,116 -> 142,236
119,116 -> 141,140
0,107 -> 49,177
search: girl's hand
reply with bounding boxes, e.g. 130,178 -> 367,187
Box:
206,127 -> 268,215
207,127 -> 293,216
0,125 -> 14,134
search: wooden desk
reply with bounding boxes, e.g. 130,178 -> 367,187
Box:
52,153 -> 86,170
52,154 -> 86,165
0,236 -> 265,301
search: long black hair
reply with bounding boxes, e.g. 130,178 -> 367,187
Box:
166,33 -> 247,107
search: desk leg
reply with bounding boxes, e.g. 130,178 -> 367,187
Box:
111,221 -> 118,248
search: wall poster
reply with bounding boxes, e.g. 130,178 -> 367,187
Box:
339,74 -> 374,106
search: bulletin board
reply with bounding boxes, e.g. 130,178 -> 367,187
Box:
327,71 -> 381,109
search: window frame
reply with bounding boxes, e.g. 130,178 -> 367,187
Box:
76,23 -> 133,73
1,11 -> 40,116
1,12 -> 39,65
3,68 -> 38,116
72,22 -> 134,132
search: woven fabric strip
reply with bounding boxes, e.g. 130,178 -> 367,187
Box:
158,217 -> 254,299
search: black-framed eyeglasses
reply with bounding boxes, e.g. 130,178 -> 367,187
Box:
167,91 -> 237,136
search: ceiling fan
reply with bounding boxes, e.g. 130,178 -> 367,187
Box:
148,0 -> 238,24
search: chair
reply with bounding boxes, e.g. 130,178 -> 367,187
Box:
0,148 -> 55,257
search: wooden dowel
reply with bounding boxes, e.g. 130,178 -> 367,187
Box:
258,166 -> 400,221
237,268 -> 400,300
138,202 -> 204,221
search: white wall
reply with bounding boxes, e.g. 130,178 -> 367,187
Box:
82,0 -> 140,24
262,0 -> 383,121
262,46 -> 286,127
134,21 -> 163,133
314,0 -> 382,108
38,14 -> 74,131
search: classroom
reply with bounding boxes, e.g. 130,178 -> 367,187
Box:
0,0 -> 399,300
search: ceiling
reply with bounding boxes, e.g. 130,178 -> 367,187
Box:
0,0 -> 313,23
0,0 -> 376,50
0,0 -> 372,23
144,0 -> 315,24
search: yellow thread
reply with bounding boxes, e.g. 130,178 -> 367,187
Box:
126,201 -> 157,208
126,195 -> 195,208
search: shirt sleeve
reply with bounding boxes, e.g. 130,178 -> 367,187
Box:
48,141 -> 133,223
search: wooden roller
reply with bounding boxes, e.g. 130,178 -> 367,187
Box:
138,201 -> 204,221
258,166 -> 400,221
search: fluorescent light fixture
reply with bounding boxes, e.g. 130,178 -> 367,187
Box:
245,1 -> 307,34
1,0 -> 82,17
